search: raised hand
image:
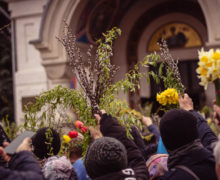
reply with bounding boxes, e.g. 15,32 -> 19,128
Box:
179,93 -> 194,111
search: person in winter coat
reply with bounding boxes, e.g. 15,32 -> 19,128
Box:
0,138 -> 45,180
157,93 -> 218,180
213,101 -> 220,180
42,156 -> 77,180
32,127 -> 61,160
214,135 -> 220,180
141,116 -> 160,142
84,110 -> 149,180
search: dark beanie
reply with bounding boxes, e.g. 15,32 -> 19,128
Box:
159,109 -> 198,151
32,127 -> 61,159
84,137 -> 128,178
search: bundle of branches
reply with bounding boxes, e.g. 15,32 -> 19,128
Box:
57,23 -> 120,115
21,24 -> 155,154
159,39 -> 185,94
147,39 -> 185,94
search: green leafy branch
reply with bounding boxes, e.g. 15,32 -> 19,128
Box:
24,86 -> 94,132
23,26 -> 157,154
146,40 -> 185,94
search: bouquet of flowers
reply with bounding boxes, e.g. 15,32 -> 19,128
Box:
156,88 -> 179,107
196,48 -> 220,105
147,40 -> 184,110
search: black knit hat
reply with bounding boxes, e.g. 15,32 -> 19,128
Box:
159,109 -> 198,151
32,127 -> 61,159
84,137 -> 128,178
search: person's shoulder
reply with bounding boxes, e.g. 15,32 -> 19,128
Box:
95,168 -> 148,180
157,168 -> 195,180
73,158 -> 85,170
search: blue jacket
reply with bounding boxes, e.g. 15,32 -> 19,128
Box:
73,158 -> 90,180
157,137 -> 168,154
148,124 -> 160,141
157,110 -> 218,180
0,151 -> 44,180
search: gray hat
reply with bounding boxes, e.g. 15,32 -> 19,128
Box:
84,137 -> 128,178
42,156 -> 76,180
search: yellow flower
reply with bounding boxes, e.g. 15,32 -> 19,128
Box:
156,88 -> 179,106
207,118 -> 212,125
206,61 -> 213,67
201,56 -> 209,63
197,48 -> 220,89
213,51 -> 220,61
63,135 -> 71,143
200,67 -> 208,76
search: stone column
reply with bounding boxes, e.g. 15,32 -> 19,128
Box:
8,0 -> 49,123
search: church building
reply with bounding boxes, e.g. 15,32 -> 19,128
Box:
7,0 -> 220,123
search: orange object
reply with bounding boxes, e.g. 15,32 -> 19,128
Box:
75,120 -> 84,129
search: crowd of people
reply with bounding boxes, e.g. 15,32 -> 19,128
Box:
1,93 -> 220,180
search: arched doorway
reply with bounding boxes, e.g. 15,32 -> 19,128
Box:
126,0 -> 208,110
32,0 -> 215,109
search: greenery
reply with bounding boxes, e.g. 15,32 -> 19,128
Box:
21,29 -> 188,154
2,116 -> 20,140
147,40 -> 185,94
22,27 -> 159,154
2,24 -> 220,155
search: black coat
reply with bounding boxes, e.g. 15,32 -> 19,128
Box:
95,114 -> 149,180
157,148 -> 217,180
157,111 -> 218,180
0,151 -> 45,180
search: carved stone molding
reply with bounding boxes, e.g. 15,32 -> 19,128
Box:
30,0 -> 83,80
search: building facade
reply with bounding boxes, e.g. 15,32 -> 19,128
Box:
7,0 -> 220,123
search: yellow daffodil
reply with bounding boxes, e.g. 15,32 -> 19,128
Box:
201,56 -> 209,63
213,51 -> 220,61
156,88 -> 179,106
197,48 -> 220,89
63,135 -> 71,143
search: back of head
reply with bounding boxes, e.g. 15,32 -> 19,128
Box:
159,109 -> 198,151
68,137 -> 83,162
42,156 -> 76,180
85,137 -> 128,178
32,127 -> 61,159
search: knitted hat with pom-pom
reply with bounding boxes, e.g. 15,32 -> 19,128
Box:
84,137 -> 128,178
32,127 -> 61,159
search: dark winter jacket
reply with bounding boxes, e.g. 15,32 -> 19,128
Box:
191,110 -> 217,152
97,114 -> 149,180
131,126 -> 159,160
148,124 -> 160,141
157,110 -> 218,180
0,151 -> 45,180
130,126 -> 149,160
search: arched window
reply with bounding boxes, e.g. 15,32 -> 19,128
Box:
147,22 -> 203,51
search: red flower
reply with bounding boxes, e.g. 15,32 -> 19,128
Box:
68,130 -> 78,138
81,126 -> 87,134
